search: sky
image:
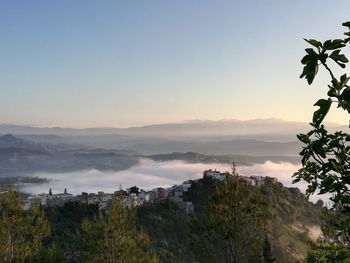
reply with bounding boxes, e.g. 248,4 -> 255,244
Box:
1,1 -> 350,128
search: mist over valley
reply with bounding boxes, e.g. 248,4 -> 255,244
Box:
0,119 -> 329,203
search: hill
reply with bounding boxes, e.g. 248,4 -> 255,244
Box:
0,133 -> 46,150
29,176 -> 324,263
0,134 -> 139,177
137,178 -> 324,263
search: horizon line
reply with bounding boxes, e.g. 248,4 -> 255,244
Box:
0,117 -> 344,130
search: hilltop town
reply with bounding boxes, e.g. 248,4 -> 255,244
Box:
21,169 -> 278,214
1,168 -> 325,263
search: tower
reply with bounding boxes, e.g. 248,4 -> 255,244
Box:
232,162 -> 238,176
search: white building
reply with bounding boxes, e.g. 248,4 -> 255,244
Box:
203,169 -> 226,181
181,181 -> 192,192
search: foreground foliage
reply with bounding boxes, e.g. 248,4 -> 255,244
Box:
80,199 -> 159,263
0,178 -> 324,263
190,174 -> 272,263
0,189 -> 50,263
295,21 -> 350,261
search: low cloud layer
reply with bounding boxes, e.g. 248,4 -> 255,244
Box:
238,161 -> 300,187
22,159 -> 231,195
22,159 -> 329,203
238,161 -> 331,203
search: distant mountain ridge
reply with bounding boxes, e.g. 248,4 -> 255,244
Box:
0,118 -> 334,177
0,134 -> 139,177
0,119 -> 315,155
129,139 -> 301,155
0,133 -> 47,151
146,152 -> 300,165
1,119 -> 346,138
0,134 -> 300,177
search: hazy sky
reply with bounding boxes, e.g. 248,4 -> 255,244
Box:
1,1 -> 350,127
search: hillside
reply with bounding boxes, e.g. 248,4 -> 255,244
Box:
35,177 -> 323,263
137,178 -> 323,263
0,134 -> 139,177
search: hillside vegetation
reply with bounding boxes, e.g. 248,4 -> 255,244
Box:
0,176 -> 323,262
137,178 -> 323,263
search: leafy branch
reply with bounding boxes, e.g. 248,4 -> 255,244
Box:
294,23 -> 350,246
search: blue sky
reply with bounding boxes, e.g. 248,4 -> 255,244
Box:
1,1 -> 350,127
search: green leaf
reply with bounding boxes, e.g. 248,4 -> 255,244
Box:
320,176 -> 335,192
323,39 -> 346,50
318,53 -> 328,64
297,133 -> 311,144
300,48 -> 321,84
329,50 -> 349,68
305,48 -> 318,56
292,178 -> 300,183
300,62 -> 319,84
340,74 -> 350,86
304,38 -> 322,48
343,21 -> 350,28
327,86 -> 337,97
301,48 -> 318,64
331,78 -> 342,91
307,184 -> 317,195
312,99 -> 332,126
330,50 -> 348,63
340,87 -> 350,101
301,152 -> 311,165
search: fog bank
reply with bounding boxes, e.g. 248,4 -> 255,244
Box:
22,159 -> 329,203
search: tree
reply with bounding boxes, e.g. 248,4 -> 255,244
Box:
294,21 -> 350,260
33,243 -> 65,263
294,21 -> 350,211
0,189 -> 50,263
304,245 -> 350,263
127,186 -> 139,195
80,199 -> 159,263
191,172 -> 271,263
43,202 -> 99,262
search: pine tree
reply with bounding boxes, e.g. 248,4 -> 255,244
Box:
0,189 -> 50,263
191,173 -> 271,263
80,199 -> 159,263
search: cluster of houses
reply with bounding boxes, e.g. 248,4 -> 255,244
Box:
24,180 -> 196,214
203,169 -> 278,185
23,169 -> 277,213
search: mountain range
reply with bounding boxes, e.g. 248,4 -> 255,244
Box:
1,118 -> 346,139
1,118 -> 343,176
1,118 -> 344,155
0,133 -> 300,177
